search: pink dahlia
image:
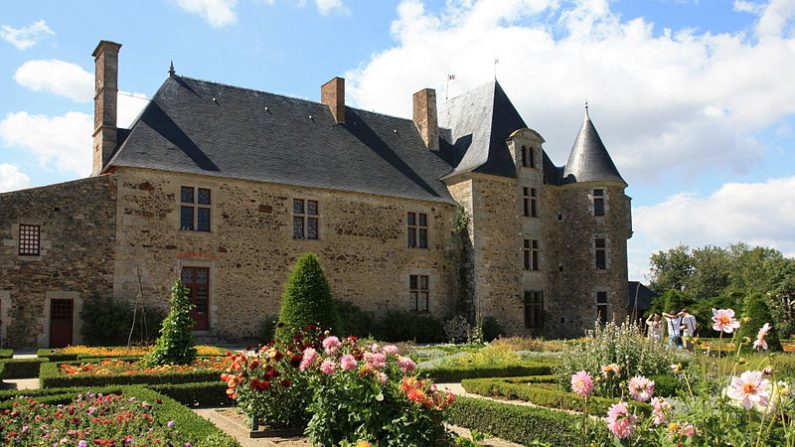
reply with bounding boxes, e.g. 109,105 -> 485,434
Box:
725,370 -> 771,410
628,375 -> 655,402
299,348 -> 317,371
397,356 -> 416,373
607,402 -> 637,439
382,345 -> 399,355
753,323 -> 772,351
651,397 -> 672,425
364,352 -> 387,369
712,308 -> 741,333
322,336 -> 341,355
320,359 -> 337,375
340,354 -> 358,371
570,370 -> 594,396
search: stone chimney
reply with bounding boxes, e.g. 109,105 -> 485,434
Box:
321,77 -> 345,124
91,40 -> 121,176
412,88 -> 438,150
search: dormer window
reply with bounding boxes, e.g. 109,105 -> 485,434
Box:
520,145 -> 536,169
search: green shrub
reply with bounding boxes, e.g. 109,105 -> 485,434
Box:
36,349 -> 78,361
555,320 -> 680,398
38,360 -> 221,388
447,396 -> 587,446
80,296 -> 166,346
145,278 -> 197,366
481,316 -> 504,342
276,253 -> 340,340
0,358 -> 46,379
460,377 -> 650,415
333,299 -> 374,337
0,349 -> 12,359
373,309 -> 444,343
737,292 -> 783,352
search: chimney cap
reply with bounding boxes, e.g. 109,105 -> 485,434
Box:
92,40 -> 122,57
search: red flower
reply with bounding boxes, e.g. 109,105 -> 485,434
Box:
280,378 -> 292,388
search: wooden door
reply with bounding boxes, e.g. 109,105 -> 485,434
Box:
49,299 -> 73,348
182,267 -> 210,331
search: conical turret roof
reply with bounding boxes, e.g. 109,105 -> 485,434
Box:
562,109 -> 626,186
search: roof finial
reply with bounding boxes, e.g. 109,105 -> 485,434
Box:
168,60 -> 175,77
584,99 -> 590,118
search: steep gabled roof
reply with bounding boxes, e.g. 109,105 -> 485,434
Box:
440,81 -> 525,179
561,111 -> 626,185
106,75 -> 456,203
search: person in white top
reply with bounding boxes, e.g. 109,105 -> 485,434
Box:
680,309 -> 698,351
663,311 -> 683,349
645,313 -> 664,342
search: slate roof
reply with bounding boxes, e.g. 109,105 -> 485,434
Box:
108,76 -> 620,200
107,75 -> 457,203
561,111 -> 626,185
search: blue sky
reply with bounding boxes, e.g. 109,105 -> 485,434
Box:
1,0 -> 794,282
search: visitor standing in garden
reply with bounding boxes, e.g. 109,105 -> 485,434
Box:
663,311 -> 683,348
680,309 -> 698,351
645,313 -> 664,342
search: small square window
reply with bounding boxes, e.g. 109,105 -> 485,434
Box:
181,187 -> 194,204
197,188 -> 211,205
18,224 -> 41,256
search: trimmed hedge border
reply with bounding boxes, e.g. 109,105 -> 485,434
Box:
39,360 -> 222,388
36,348 -> 226,362
0,349 -> 13,359
0,385 -> 240,446
461,376 -> 651,415
0,358 -> 47,379
448,396 -> 588,445
150,381 -> 234,408
421,363 -> 555,382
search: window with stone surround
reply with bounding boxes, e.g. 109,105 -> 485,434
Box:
180,186 -> 211,232
409,274 -> 429,312
593,189 -> 605,216
595,237 -> 607,270
520,145 -> 536,169
523,187 -> 537,217
524,239 -> 540,271
407,212 -> 428,248
293,199 -> 319,240
18,224 -> 40,256
596,291 -> 609,324
524,290 -> 543,328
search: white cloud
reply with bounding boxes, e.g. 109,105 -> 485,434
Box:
345,0 -> 795,184
315,0 -> 349,15
0,111 -> 92,177
635,176 -> 795,258
174,0 -> 238,27
0,164 -> 31,193
14,59 -> 93,102
0,20 -> 54,50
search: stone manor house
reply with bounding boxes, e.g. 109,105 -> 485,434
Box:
0,41 -> 633,348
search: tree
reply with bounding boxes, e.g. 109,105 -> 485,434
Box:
145,278 -> 197,366
276,253 -> 339,340
649,245 -> 694,293
688,246 -> 731,299
736,293 -> 783,353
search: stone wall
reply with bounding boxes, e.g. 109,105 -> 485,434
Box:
111,167 -> 459,339
543,183 -> 631,338
0,176 -> 117,348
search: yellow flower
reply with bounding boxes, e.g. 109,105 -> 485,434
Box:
671,364 -> 682,374
355,441 -> 373,447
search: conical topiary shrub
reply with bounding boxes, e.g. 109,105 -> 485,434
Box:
737,292 -> 783,352
276,253 -> 339,340
145,278 -> 197,366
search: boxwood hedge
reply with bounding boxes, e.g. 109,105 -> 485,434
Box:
39,360 -> 222,388
421,362 -> 555,382
0,358 -> 47,379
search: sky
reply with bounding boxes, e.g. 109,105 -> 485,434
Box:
0,0 -> 794,282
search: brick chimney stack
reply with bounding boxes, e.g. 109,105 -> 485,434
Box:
321,77 -> 345,124
412,88 -> 438,150
91,40 -> 121,176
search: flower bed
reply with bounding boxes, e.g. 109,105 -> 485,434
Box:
37,345 -> 225,361
461,376 -> 651,415
0,386 -> 238,446
39,357 -> 227,388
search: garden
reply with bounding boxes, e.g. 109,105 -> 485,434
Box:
1,249 -> 794,446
